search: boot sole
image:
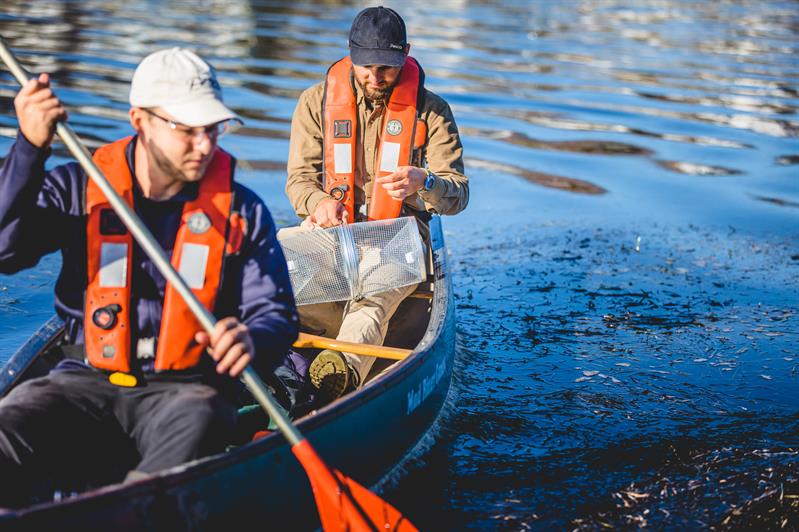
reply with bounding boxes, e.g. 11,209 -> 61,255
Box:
308,350 -> 350,400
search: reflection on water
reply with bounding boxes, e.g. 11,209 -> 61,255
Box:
468,158 -> 607,195
656,159 -> 742,176
754,195 -> 799,209
1,0 -> 798,528
462,127 -> 653,155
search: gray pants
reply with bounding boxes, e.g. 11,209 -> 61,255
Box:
0,366 -> 236,507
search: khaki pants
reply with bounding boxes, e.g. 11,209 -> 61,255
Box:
277,226 -> 417,385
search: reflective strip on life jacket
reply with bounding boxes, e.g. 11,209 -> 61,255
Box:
322,56 -> 425,222
86,136 -> 235,372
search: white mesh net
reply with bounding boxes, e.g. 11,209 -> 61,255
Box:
280,217 -> 426,306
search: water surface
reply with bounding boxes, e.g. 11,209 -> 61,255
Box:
1,0 -> 797,529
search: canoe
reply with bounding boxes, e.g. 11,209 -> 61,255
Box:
0,215 -> 455,531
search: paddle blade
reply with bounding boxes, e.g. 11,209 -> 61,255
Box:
292,439 -> 417,532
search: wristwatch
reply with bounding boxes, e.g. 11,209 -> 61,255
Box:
423,169 -> 437,191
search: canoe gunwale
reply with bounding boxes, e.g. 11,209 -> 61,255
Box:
0,315 -> 65,398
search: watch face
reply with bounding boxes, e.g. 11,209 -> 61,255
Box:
425,172 -> 435,190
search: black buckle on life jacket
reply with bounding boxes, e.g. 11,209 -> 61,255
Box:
333,120 -> 352,138
92,304 -> 122,330
330,184 -> 349,201
100,209 -> 127,235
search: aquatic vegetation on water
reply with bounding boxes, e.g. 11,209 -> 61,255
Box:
574,444 -> 799,529
407,223 -> 799,529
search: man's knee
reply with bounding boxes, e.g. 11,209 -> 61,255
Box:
0,408 -> 26,466
0,379 -> 65,461
157,386 -> 236,441
186,395 -> 236,434
136,386 -> 236,472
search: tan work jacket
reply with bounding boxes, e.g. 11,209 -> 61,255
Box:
286,76 -> 469,220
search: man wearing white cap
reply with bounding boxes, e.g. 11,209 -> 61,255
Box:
0,48 -> 298,506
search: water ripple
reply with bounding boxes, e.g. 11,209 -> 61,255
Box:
1,0 -> 798,528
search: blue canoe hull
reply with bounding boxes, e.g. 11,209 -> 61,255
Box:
0,216 -> 455,531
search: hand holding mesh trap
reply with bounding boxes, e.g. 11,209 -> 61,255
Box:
280,217 -> 427,306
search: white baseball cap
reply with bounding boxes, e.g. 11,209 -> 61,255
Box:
129,48 -> 239,127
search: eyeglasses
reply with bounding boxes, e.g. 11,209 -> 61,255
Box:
142,108 -> 235,142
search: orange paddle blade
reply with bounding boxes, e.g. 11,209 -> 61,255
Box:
292,439 -> 418,532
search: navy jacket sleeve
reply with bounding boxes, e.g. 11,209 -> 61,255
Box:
221,184 -> 299,371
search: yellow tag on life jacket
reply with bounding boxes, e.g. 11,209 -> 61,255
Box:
109,372 -> 138,387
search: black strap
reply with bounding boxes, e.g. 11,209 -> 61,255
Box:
58,343 -> 86,361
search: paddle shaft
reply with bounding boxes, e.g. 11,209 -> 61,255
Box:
294,332 -> 411,360
0,37 -> 303,447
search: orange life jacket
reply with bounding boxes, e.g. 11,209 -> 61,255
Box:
322,56 -> 427,222
85,136 -> 243,373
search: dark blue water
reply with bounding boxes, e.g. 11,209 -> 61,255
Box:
1,1 -> 798,529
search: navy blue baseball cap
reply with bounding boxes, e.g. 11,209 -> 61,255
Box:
348,7 -> 407,67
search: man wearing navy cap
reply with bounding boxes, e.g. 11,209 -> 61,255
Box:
285,7 -> 469,400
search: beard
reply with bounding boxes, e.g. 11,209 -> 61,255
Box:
145,135 -> 207,183
356,76 -> 394,103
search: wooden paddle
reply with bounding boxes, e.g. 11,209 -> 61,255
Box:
0,38 -> 417,532
294,332 -> 412,360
